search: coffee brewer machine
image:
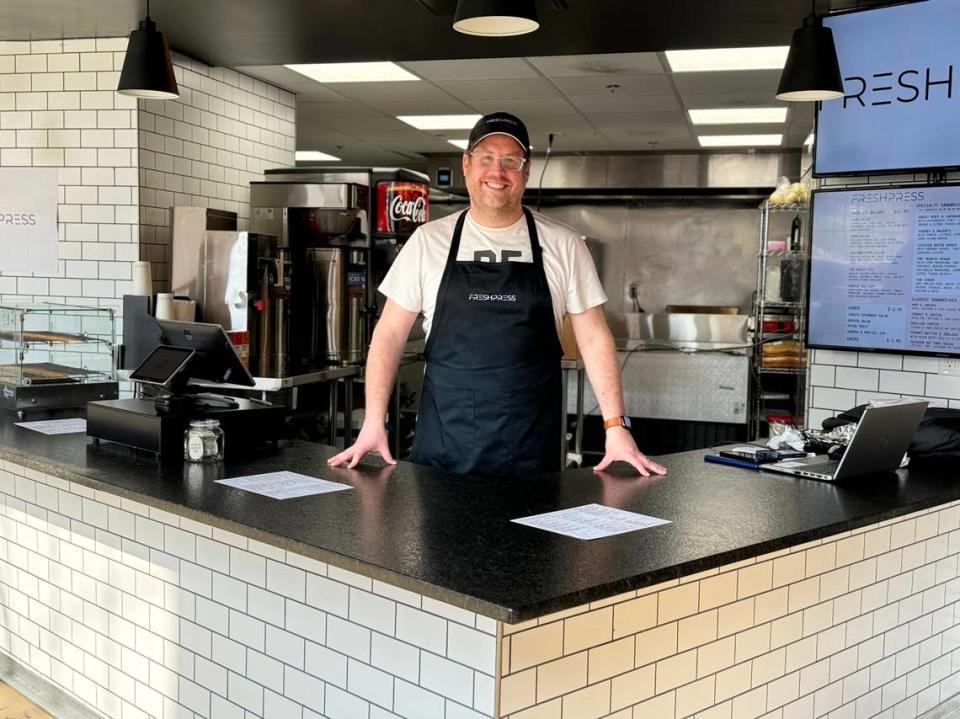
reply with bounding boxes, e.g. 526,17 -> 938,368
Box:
249,168 -> 429,377
170,207 -> 279,373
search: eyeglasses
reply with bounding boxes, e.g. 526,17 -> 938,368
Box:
468,151 -> 527,172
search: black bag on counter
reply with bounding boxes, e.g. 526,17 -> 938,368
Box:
906,408 -> 960,463
822,405 -> 960,463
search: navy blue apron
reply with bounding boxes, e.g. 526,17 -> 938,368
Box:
410,208 -> 564,477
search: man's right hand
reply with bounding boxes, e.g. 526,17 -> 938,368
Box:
327,421 -> 396,468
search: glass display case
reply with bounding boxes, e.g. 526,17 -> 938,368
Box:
0,303 -> 118,417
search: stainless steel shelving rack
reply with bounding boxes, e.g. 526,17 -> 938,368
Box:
750,201 -> 810,439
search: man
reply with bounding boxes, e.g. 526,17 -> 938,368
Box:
329,112 -> 666,478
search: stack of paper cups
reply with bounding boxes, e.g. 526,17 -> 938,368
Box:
172,299 -> 196,321
132,261 -> 153,296
155,293 -> 174,321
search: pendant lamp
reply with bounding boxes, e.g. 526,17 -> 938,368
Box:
453,0 -> 539,36
117,0 -> 179,99
776,0 -> 843,102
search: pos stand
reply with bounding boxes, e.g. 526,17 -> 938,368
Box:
88,343 -> 284,458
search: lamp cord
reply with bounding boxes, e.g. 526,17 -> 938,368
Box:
536,133 -> 555,212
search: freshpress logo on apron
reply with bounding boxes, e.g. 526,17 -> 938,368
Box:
467,293 -> 518,302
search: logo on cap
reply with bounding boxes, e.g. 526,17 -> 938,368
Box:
468,112 -> 530,156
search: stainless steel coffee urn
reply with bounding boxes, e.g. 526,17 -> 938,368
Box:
249,167 -> 428,374
346,250 -> 366,365
300,249 -> 367,366
307,248 -> 344,365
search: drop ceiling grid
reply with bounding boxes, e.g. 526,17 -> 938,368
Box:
241,50 -> 809,162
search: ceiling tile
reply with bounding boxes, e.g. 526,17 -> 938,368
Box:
468,98 -> 577,116
237,65 -> 312,89
436,78 -> 563,101
672,70 -> 783,96
584,110 -> 688,131
678,92 -> 789,109
297,101 -> 386,119
550,74 -> 675,97
566,94 -> 681,114
517,112 -> 595,131
310,116 -> 416,133
358,99 -> 475,116
603,134 -> 700,151
540,131 -> 617,152
399,58 -> 539,81
253,49 -> 814,168
352,136 -> 442,152
239,66 -> 352,100
527,53 -> 664,77
296,127 -> 363,148
326,81 -> 454,102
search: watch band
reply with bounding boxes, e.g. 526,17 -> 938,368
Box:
603,416 -> 631,430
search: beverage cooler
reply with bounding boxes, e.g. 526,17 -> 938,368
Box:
234,167 -> 428,377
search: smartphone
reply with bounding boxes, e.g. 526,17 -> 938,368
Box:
774,450 -> 809,460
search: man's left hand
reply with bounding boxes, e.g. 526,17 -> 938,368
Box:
593,427 -> 667,476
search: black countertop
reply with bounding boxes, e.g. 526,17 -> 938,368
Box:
2,420 -> 958,623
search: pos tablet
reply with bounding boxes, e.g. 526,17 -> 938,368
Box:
129,345 -> 196,388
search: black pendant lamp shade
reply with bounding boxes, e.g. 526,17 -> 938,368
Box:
117,15 -> 179,99
776,12 -> 844,102
453,0 -> 539,36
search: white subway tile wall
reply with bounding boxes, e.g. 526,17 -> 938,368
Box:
0,460 -> 498,719
0,39 -> 294,308
137,54 -> 295,291
0,39 -> 138,312
499,503 -> 960,719
806,171 -> 960,427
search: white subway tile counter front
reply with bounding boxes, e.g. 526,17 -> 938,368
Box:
0,424 -> 959,719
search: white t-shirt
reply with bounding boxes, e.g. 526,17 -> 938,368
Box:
379,209 -> 607,338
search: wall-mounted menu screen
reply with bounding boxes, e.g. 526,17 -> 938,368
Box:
808,185 -> 960,357
815,0 -> 960,176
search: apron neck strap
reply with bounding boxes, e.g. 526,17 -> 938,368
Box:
522,207 -> 544,267
446,207 -> 542,265
446,210 -> 469,265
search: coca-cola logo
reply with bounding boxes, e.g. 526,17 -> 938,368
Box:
377,181 -> 429,234
390,195 -> 427,224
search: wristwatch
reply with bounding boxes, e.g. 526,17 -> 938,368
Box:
603,416 -> 632,430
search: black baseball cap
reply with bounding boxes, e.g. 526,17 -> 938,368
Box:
467,112 -> 531,157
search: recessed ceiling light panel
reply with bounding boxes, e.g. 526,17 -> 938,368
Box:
295,151 -> 341,162
666,47 -> 789,72
448,139 -> 470,150
688,108 -> 788,125
285,62 -> 419,83
698,134 -> 783,147
397,115 -> 482,130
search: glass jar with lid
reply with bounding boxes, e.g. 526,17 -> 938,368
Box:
184,419 -> 224,463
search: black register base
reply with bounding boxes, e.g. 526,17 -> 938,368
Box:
86,397 -> 286,457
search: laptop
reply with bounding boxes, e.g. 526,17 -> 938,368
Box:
763,399 -> 928,481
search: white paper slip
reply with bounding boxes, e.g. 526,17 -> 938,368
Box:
15,418 -> 87,435
216,471 -> 352,500
512,503 -> 671,540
